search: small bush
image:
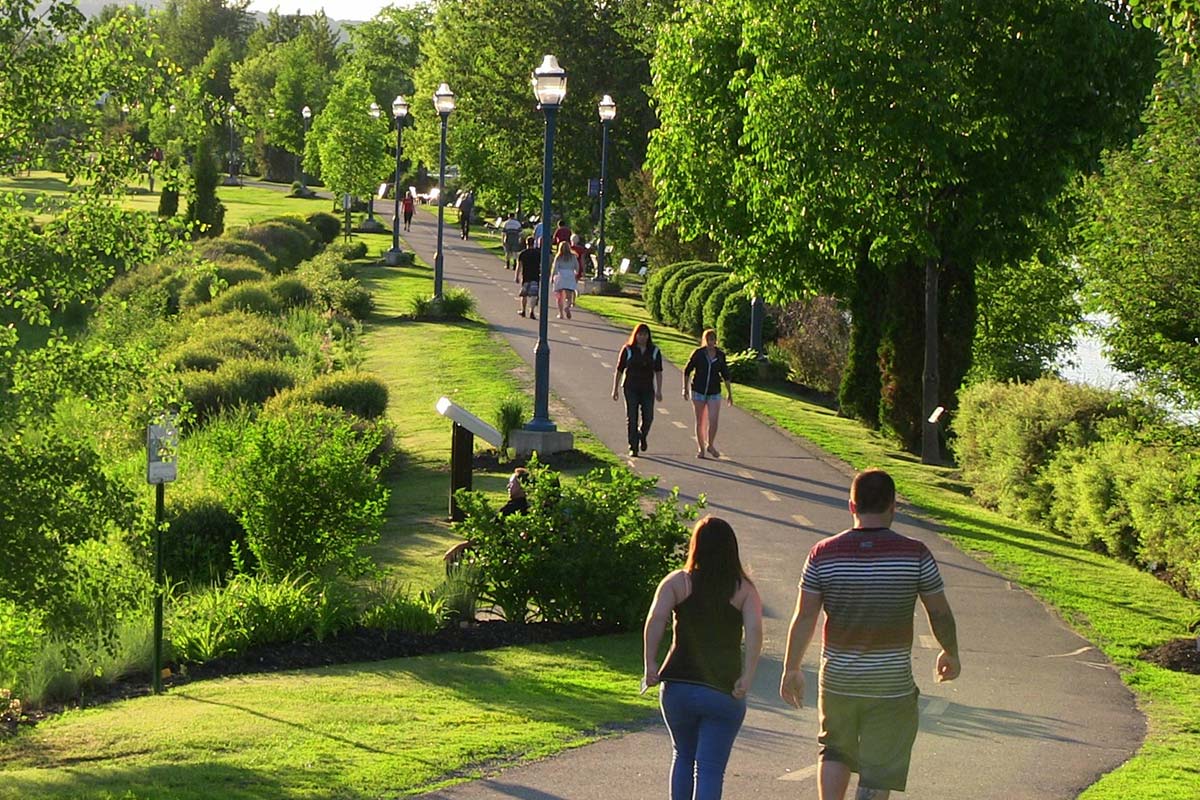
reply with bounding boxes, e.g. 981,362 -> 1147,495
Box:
773,296 -> 851,394
203,282 -> 282,316
296,252 -> 374,319
197,238 -> 276,272
163,489 -> 249,585
717,288 -> 752,352
181,358 -> 296,423
266,371 -> 390,420
725,348 -> 790,384
232,222 -> 316,273
435,565 -> 481,623
703,278 -> 745,332
952,378 -> 1142,522
0,600 -> 44,693
453,457 -> 701,625
682,274 -> 734,335
409,288 -> 476,320
360,580 -> 444,635
306,212 -> 341,244
269,275 -> 314,309
1127,450 -> 1200,598
643,260 -> 699,322
220,403 -> 389,579
165,314 -> 299,372
1044,437 -> 1143,559
270,216 -> 323,247
494,395 -> 527,454
331,240 -> 368,260
661,264 -> 724,328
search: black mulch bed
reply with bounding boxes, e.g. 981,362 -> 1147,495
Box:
1139,637 -> 1200,675
2,621 -> 621,738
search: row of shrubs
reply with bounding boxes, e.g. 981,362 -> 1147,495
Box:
642,260 -> 781,353
952,377 -> 1200,597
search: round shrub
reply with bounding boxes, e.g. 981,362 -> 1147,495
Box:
682,274 -> 734,335
165,312 -> 298,372
270,216 -> 323,248
197,238 -> 276,272
231,222 -> 316,273
266,371 -> 390,420
663,265 -> 726,329
220,402 -> 389,579
269,276 -> 314,309
329,239 -> 368,260
644,260 -> 699,322
703,277 -> 745,332
180,261 -> 270,309
717,288 -> 752,351
306,211 -> 341,244
1045,438 -> 1142,560
163,489 -> 249,585
181,358 -> 297,424
209,283 -> 283,316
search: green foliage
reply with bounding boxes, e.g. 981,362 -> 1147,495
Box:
304,64 -> 392,200
876,260 -> 926,451
1077,57 -> 1200,406
231,221 -> 316,273
409,288 -> 476,320
952,378 -> 1143,523
180,358 -> 297,423
266,371 -> 390,420
0,600 -> 44,693
716,288 -> 751,352
494,395 -> 527,453
1045,436 -> 1143,560
220,403 -> 390,579
164,313 -> 299,372
185,137 -> 226,238
643,260 -> 695,322
336,239 -> 369,260
306,211 -> 341,244
296,250 -> 375,319
270,216 -> 322,247
1126,451 -> 1200,598
434,565 -> 481,623
207,282 -> 283,316
726,348 -> 789,385
268,275 -> 314,309
839,254 -> 884,424
0,433 -> 136,615
452,458 -> 700,625
661,263 -> 725,328
197,237 -> 276,271
360,580 -> 444,636
1129,0 -> 1200,54
774,296 -> 850,395
162,489 -> 249,585
682,274 -> 733,335
701,276 -> 744,334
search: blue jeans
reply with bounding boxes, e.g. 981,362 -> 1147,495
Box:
660,681 -> 747,800
623,384 -> 655,449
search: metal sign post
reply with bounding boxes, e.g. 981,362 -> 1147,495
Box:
146,416 -> 178,694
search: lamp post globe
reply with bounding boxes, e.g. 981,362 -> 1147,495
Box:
432,83 -> 455,300
528,55 -> 567,433
596,94 -> 616,283
387,95 -> 410,263
300,105 -> 312,190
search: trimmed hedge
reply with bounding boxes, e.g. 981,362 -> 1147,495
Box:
181,358 -> 296,423
717,288 -> 752,352
665,266 -> 726,329
269,276 -> 314,309
163,489 -> 249,585
703,278 -> 744,333
265,371 -> 390,420
231,222 -> 316,273
197,238 -> 276,272
644,261 -> 700,322
180,261 -> 270,309
165,314 -> 299,372
306,212 -> 341,244
658,262 -> 722,327
208,283 -> 283,316
271,216 -> 323,247
683,274 -> 734,335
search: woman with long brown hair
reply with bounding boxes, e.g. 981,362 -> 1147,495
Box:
612,322 -> 663,457
643,516 -> 763,800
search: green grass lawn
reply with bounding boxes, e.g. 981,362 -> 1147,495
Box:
0,635 -> 655,800
576,292 -> 1200,798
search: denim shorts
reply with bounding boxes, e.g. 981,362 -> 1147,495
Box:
692,391 -> 722,403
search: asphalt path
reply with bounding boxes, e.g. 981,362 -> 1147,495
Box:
263,192 -> 1143,798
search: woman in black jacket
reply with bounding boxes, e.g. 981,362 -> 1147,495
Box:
612,323 -> 664,457
682,329 -> 733,458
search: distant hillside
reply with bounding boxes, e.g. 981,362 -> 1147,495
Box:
65,1 -> 355,39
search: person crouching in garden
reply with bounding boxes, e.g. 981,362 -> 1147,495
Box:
612,323 -> 663,458
643,516 -> 763,800
683,329 -> 734,459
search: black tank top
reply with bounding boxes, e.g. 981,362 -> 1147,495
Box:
659,583 -> 744,694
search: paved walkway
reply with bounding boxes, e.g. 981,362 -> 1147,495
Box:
385,213 -> 1142,798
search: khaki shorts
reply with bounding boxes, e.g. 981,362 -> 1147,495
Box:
818,689 -> 919,792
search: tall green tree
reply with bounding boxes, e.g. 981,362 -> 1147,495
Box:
1130,0 -> 1200,53
155,0 -> 253,69
1077,57 -> 1200,404
346,3 -> 431,112
303,66 -> 392,201
412,0 -> 654,226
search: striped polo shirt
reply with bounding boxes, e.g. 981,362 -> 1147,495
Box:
800,527 -> 944,698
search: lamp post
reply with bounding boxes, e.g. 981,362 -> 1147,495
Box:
300,105 -> 312,191
432,83 -> 456,300
360,102 -> 385,231
224,104 -> 239,185
387,95 -> 410,265
596,94 -> 616,283
528,55 -> 568,433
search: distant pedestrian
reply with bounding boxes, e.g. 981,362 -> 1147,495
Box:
515,236 -> 540,319
612,323 -> 663,457
533,218 -> 545,248
570,233 -> 588,281
502,212 -> 523,269
780,468 -> 960,800
552,217 -> 572,246
401,191 -> 415,231
551,240 -> 578,319
644,515 -> 763,800
682,329 -> 733,459
458,190 -> 474,239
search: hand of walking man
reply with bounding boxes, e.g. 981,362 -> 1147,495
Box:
936,650 -> 960,682
779,668 -> 805,709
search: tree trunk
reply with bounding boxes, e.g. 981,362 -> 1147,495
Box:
922,255 -> 941,464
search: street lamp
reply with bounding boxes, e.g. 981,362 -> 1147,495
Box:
596,94 -> 616,283
387,95 -> 410,265
529,54 -> 568,433
300,105 -> 312,191
224,104 -> 239,185
432,82 -> 456,300
360,102 -> 386,231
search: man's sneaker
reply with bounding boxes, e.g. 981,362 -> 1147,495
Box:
628,446 -> 638,457
639,434 -> 648,452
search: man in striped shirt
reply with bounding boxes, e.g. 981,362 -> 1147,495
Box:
780,469 -> 960,799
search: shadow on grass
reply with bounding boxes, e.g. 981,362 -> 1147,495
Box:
1,762 -> 287,800
923,503 -> 1103,567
